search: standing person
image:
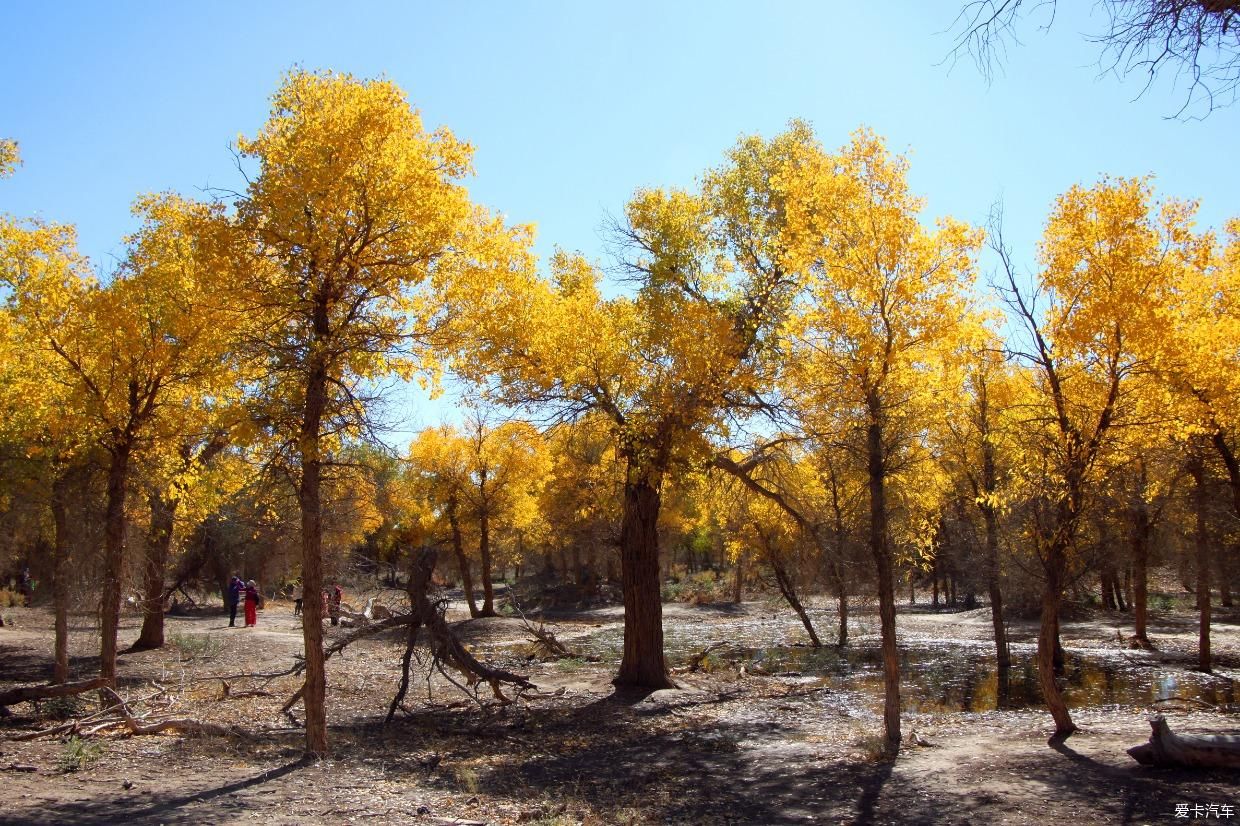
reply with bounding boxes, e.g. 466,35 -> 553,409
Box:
227,576 -> 244,627
244,580 -> 260,627
18,567 -> 32,606
328,583 -> 343,627
293,581 -> 303,617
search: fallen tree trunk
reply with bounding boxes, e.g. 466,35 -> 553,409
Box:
0,678 -> 108,707
1128,715 -> 1240,768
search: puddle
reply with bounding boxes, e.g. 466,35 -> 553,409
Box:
724,644 -> 1237,713
571,622 -> 1236,714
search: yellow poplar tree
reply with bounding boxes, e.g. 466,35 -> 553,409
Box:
2,190 -> 238,686
457,125 -> 813,688
994,175 -> 1206,733
783,129 -> 984,754
233,69 -> 530,755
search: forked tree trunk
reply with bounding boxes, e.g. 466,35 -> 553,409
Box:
867,408 -> 900,754
50,469 -> 73,684
614,472 -> 674,690
100,442 -> 132,687
1190,453 -> 1212,673
133,491 -> 176,650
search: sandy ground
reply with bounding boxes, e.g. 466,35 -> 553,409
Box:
0,594 -> 1237,825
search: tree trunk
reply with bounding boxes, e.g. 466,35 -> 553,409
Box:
477,503 -> 496,617
1190,452 -> 1212,673
772,560 -> 821,647
757,529 -> 820,648
447,499 -> 478,618
133,490 -> 176,650
732,556 -> 743,603
50,469 -> 73,684
477,468 -> 496,617
614,470 -> 674,690
100,442 -> 132,687
834,565 -> 849,647
1038,538 -> 1076,734
1130,494 -> 1153,648
1217,546 -> 1233,608
1211,430 -> 1240,521
982,502 -> 1010,703
867,408 -> 900,754
298,312 -> 330,757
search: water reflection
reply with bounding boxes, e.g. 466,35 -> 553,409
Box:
730,644 -> 1238,713
571,621 -> 1236,714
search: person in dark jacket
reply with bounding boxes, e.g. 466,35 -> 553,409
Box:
227,576 -> 243,627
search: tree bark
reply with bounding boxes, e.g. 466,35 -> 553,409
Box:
50,469 -> 73,684
298,302 -> 330,757
732,556 -> 743,604
614,470 -> 674,690
100,442 -> 132,687
1130,492 -> 1153,648
1217,546 -> 1233,608
447,497 -> 478,618
757,528 -> 821,648
833,564 -> 849,647
1211,430 -> 1240,520
866,406 -> 901,754
1038,535 -> 1076,734
477,471 -> 497,617
133,490 -> 176,650
1189,452 -> 1212,673
981,502 -> 1010,702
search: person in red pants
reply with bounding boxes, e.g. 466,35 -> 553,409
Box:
244,579 -> 260,627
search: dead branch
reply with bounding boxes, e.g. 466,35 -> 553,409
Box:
512,601 -> 575,660
98,687 -> 237,738
683,643 -> 727,672
8,721 -> 79,741
282,613 -> 419,712
0,677 -> 108,707
406,547 -> 535,704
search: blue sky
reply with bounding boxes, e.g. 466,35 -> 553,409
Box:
3,1 -> 1237,440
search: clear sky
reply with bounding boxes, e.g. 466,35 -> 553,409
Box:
3,1 -> 1237,441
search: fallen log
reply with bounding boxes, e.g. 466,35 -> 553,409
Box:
0,677 -> 108,707
1128,715 -> 1240,768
